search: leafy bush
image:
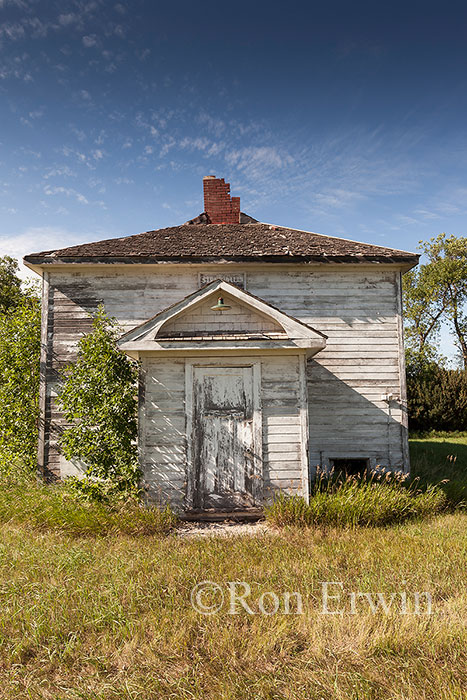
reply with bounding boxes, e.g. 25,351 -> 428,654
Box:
0,472 -> 177,536
0,298 -> 41,471
265,470 -> 447,528
57,306 -> 140,500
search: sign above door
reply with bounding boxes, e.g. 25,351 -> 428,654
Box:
199,273 -> 246,289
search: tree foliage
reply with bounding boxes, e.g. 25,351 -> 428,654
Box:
0,256 -> 23,314
0,272 -> 41,471
403,265 -> 447,360
57,306 -> 140,498
419,233 -> 467,367
407,363 -> 467,432
403,233 -> 467,368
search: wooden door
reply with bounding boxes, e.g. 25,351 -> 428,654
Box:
191,365 -> 261,510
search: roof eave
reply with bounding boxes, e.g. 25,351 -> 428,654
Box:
23,254 -> 420,268
23,260 -> 45,277
119,337 -> 327,356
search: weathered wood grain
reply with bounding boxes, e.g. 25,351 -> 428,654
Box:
41,264 -> 409,500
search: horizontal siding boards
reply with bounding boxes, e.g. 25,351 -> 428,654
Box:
260,354 -> 305,499
161,296 -> 281,335
142,357 -> 186,508
43,265 -> 406,488
43,280 -> 99,475
137,352 -> 306,508
303,270 -> 402,471
261,269 -> 403,472
45,271 -> 197,479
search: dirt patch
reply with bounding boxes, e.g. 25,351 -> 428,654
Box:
176,520 -> 273,539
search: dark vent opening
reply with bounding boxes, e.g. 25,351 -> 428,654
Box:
330,458 -> 370,476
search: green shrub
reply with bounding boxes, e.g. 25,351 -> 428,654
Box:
57,306 -> 140,500
265,471 -> 447,528
0,298 -> 41,471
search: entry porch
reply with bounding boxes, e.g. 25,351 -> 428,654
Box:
118,280 -> 326,512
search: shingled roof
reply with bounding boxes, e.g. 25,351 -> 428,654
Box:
24,219 -> 418,266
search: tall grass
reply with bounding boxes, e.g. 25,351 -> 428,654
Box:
265,470 -> 447,527
0,473 -> 177,536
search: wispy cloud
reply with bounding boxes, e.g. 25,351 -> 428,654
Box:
413,208 -> 441,220
226,145 -> 294,172
179,137 -> 211,152
44,185 -> 90,204
28,108 -> 44,119
58,13 -> 81,27
82,34 -> 98,48
114,176 -> 133,184
61,145 -> 105,170
312,188 -> 366,210
43,183 -> 106,208
0,226 -> 101,278
0,0 -> 30,9
43,165 -> 77,179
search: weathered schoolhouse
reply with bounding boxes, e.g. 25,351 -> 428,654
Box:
24,176 -> 419,513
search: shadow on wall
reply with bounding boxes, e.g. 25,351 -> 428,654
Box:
307,361 -> 407,475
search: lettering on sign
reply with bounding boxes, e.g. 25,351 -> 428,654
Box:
199,273 -> 246,289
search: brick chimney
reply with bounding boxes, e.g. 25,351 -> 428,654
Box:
203,175 -> 240,224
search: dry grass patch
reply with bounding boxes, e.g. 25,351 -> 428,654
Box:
0,475 -> 177,536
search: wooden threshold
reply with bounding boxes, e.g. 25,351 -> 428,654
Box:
181,509 -> 264,523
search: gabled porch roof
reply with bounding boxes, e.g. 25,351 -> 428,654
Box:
117,279 -> 327,358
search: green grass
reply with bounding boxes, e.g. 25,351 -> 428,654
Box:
410,431 -> 467,505
266,432 -> 467,529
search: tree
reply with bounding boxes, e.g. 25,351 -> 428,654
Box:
402,265 -> 448,359
419,234 -> 467,368
0,256 -> 41,471
57,306 -> 139,498
403,233 -> 467,369
0,297 -> 41,470
0,256 -> 24,313
407,365 -> 467,432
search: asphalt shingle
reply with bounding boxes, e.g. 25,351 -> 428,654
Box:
24,220 -> 419,265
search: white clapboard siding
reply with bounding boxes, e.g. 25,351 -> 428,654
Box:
45,263 -> 407,494
261,355 -> 306,496
161,295 -> 282,335
139,353 -> 306,505
141,357 -> 186,508
248,268 -> 403,474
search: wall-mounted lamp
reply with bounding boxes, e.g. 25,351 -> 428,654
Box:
211,296 -> 231,311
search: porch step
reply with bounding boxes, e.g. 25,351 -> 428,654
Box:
181,509 -> 264,523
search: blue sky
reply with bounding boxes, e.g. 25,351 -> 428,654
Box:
1,0 -> 466,356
